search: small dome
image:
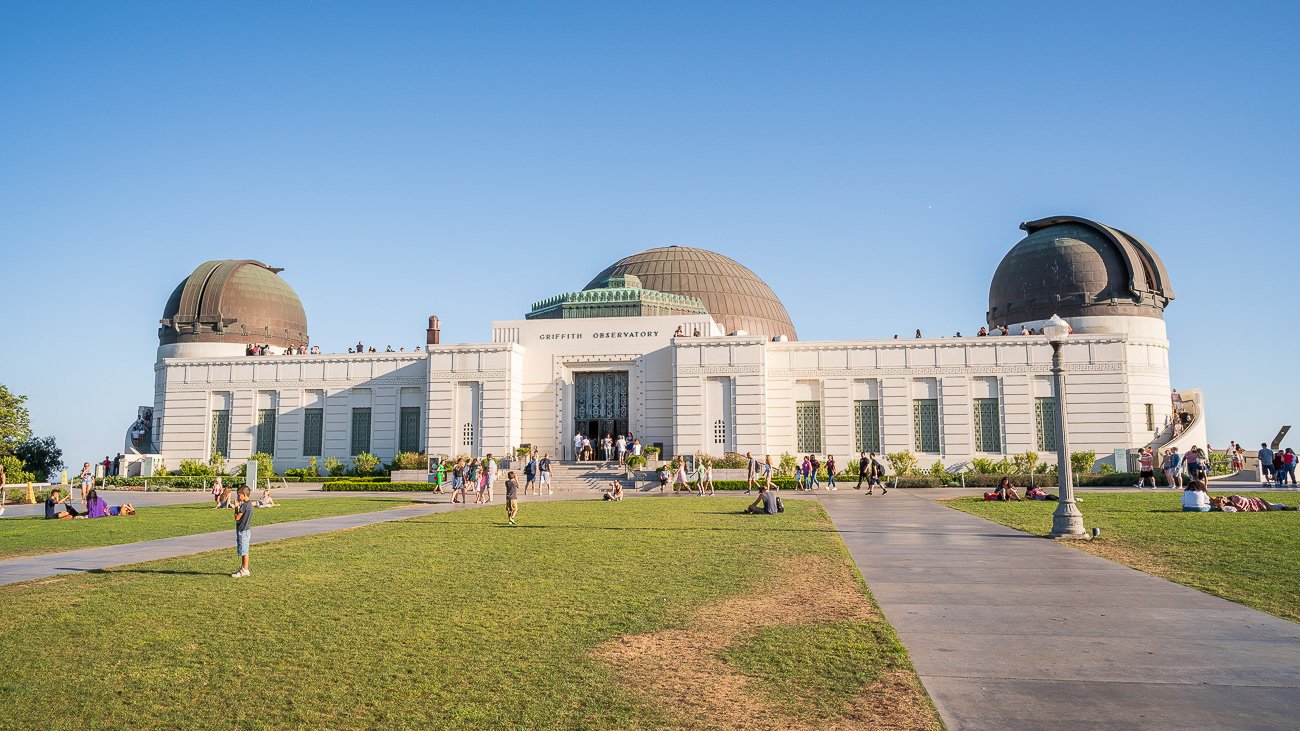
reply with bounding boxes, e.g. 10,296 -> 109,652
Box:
585,246 -> 797,340
987,216 -> 1174,327
159,260 -> 308,348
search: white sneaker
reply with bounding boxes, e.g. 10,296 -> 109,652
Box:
230,568 -> 249,578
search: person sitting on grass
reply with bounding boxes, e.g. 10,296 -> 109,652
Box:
603,480 -> 623,501
1024,485 -> 1058,501
256,487 -> 276,508
44,488 -> 83,519
995,477 -> 1021,501
1181,481 -> 1210,512
216,487 -> 235,509
744,484 -> 782,515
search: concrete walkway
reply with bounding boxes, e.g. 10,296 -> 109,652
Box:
815,490 -> 1300,730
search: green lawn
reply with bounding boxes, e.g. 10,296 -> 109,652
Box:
0,498 -> 416,560
947,492 -> 1300,623
0,498 -> 939,731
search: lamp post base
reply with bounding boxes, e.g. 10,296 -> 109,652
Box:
1050,531 -> 1092,541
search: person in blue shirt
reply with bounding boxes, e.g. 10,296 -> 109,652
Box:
1162,447 -> 1183,489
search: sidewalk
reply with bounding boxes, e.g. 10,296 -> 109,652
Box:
814,490 -> 1300,730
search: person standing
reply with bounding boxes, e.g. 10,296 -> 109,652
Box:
764,454 -> 775,490
616,435 -> 627,464
602,434 -> 613,463
574,432 -> 584,462
467,459 -> 481,504
1259,443 -> 1275,485
484,454 -> 498,503
582,436 -> 592,461
1283,448 -> 1297,486
807,455 -> 821,491
631,439 -> 642,458
79,462 -> 93,505
504,471 -> 520,526
1162,448 -> 1182,490
540,453 -> 552,495
745,451 -> 757,494
856,452 -> 869,490
703,459 -> 715,495
673,457 -> 691,494
1137,448 -> 1156,488
523,454 -> 538,496
866,453 -> 888,495
826,455 -> 837,490
230,486 -> 254,578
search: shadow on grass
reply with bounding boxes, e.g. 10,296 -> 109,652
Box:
85,568 -> 227,576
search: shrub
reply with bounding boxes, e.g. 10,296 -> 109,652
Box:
307,457 -> 319,476
393,452 -> 426,471
515,446 -> 532,459
969,457 -> 997,474
237,452 -> 276,479
321,481 -> 432,492
1012,452 -> 1039,474
778,452 -> 798,477
1071,450 -> 1097,475
177,459 -> 215,476
1,454 -> 35,484
324,456 -> 346,477
209,452 -> 227,476
886,451 -> 918,476
695,452 -> 749,469
625,455 -> 647,471
928,460 -> 951,480
1097,463 -> 1116,475
642,446 -> 661,458
103,475 -> 271,489
353,452 -> 380,476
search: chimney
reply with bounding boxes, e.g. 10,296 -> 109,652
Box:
426,315 -> 440,345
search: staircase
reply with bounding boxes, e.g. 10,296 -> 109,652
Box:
543,462 -> 645,492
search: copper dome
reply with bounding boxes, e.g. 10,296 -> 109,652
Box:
585,246 -> 797,340
987,216 -> 1174,327
159,260 -> 308,348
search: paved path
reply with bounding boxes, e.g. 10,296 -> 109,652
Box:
815,490 -> 1300,730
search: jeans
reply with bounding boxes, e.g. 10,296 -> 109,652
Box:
827,473 -> 836,487
236,529 -> 251,556
1182,505 -> 1211,512
1286,465 -> 1297,485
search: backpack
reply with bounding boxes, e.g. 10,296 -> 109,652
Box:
775,496 -> 785,513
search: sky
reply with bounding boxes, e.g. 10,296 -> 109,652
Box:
1,1 -> 1296,466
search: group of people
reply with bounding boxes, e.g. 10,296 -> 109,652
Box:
1258,444 -> 1298,486
1134,445 -> 1212,489
44,488 -> 136,519
903,324 -> 1048,339
657,457 -> 718,495
671,326 -> 702,337
245,344 -> 320,356
573,433 -> 642,463
1181,480 -> 1296,512
445,455 -> 501,504
210,478 -> 276,509
983,477 -> 1058,501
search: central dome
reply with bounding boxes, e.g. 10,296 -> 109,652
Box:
585,246 -> 797,340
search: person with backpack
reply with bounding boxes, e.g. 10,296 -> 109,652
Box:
523,454 -> 538,496
744,484 -> 782,515
865,453 -> 888,495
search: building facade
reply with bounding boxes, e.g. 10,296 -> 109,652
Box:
147,218 -> 1201,471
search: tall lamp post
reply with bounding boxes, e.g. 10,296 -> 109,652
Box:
1044,314 -> 1087,539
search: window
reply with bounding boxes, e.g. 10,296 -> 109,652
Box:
210,410 -> 231,460
913,399 -> 939,453
256,408 -> 277,455
462,422 -> 475,448
713,419 -> 726,445
854,400 -> 881,453
1035,397 -> 1059,452
1145,403 -> 1155,432
399,406 -> 421,454
796,401 -> 822,453
302,408 -> 323,457
973,398 -> 1001,453
351,407 -> 372,455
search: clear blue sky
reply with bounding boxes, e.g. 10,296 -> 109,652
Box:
2,1 -> 1295,466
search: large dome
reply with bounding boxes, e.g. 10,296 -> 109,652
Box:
159,260 -> 308,348
987,216 -> 1174,328
585,246 -> 797,340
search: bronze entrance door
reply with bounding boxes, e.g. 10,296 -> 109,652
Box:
573,371 -> 629,460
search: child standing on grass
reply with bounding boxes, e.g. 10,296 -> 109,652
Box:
504,471 -> 519,526
231,486 -> 254,578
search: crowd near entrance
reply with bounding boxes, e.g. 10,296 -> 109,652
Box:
572,371 -> 630,461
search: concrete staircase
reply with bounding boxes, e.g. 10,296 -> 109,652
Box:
543,462 -> 645,492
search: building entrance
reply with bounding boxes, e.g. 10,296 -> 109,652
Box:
573,371 -> 629,460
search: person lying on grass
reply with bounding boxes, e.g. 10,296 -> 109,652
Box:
85,489 -> 136,517
256,487 -> 276,508
744,485 -> 782,515
602,481 -> 623,501
1207,494 -> 1298,512
1024,485 -> 1058,501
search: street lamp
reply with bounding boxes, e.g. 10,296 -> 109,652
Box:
1043,314 -> 1087,539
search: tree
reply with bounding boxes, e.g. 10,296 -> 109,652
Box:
15,436 -> 64,482
0,385 -> 32,455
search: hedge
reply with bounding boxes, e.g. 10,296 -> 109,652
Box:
102,476 -> 271,489
321,481 -> 434,492
634,476 -> 947,490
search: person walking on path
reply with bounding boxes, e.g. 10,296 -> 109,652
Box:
230,486 -> 254,578
523,455 -> 538,496
856,452 -> 869,490
702,460 -> 715,495
865,453 -> 888,495
1162,448 -> 1183,490
616,435 -> 627,464
808,455 -> 822,491
1136,448 -> 1156,488
540,454 -> 552,495
673,458 -> 692,494
504,471 -> 520,526
826,455 -> 838,490
574,432 -> 584,462
764,454 -> 775,490
79,462 -> 93,505
450,459 -> 465,504
484,455 -> 498,503
745,451 -> 757,494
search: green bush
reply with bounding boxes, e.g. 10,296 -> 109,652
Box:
209,452 -> 227,476
642,446 -> 660,458
324,456 -> 346,477
236,452 -> 277,479
1071,450 -> 1097,475
1011,452 -> 1039,474
103,475 -> 270,489
625,455 -> 647,471
392,452 -> 426,471
1098,463 -> 1116,475
886,451 -> 918,476
778,452 -> 798,477
695,452 -> 750,469
928,460 -> 951,479
177,459 -> 215,476
2,454 -> 35,484
321,481 -> 432,492
352,452 -> 380,476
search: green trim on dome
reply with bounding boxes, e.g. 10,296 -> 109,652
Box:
526,280 -> 707,321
